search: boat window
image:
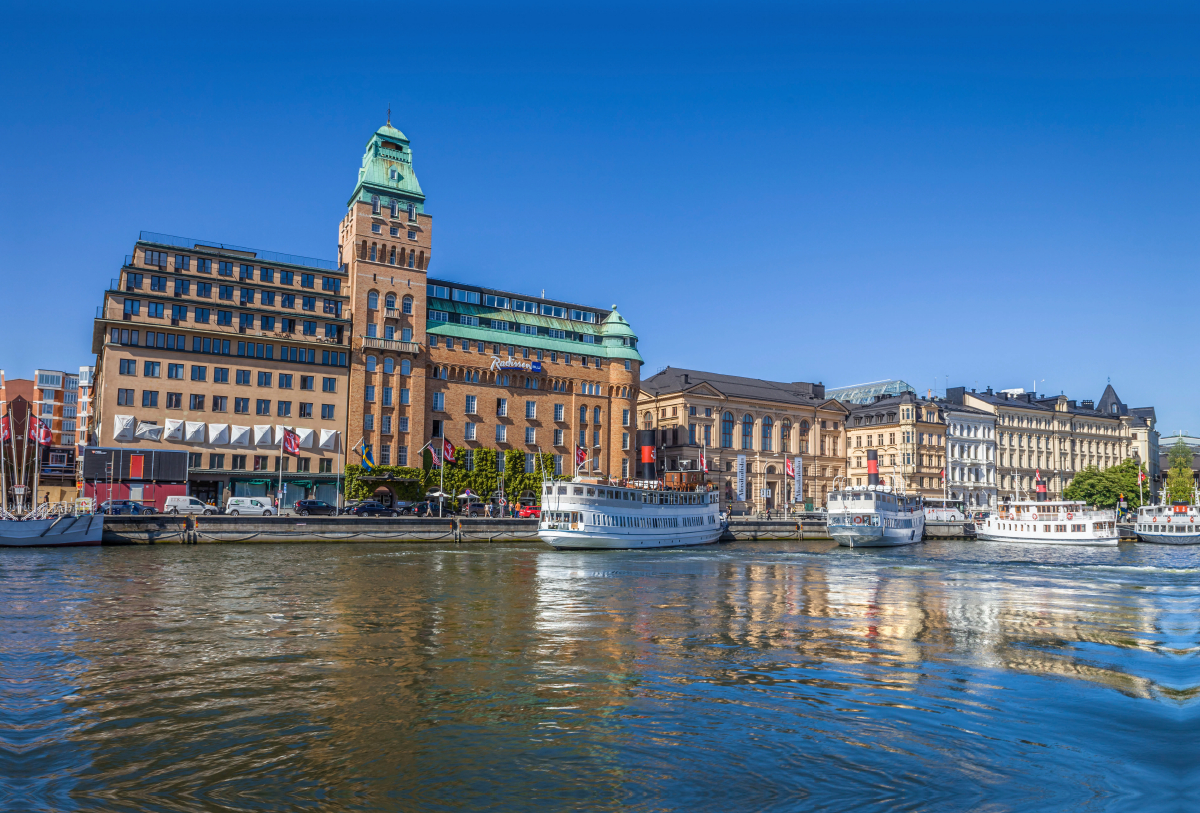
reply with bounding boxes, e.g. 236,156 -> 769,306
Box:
545,486 -> 553,495
573,487 -> 583,496
558,487 -> 568,495
586,488 -> 595,497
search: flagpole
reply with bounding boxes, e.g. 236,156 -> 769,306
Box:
277,431 -> 285,513
31,409 -> 42,513
18,398 -> 29,514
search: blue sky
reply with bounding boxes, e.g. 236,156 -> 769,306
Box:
2,1 -> 1198,433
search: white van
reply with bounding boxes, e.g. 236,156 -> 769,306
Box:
165,496 -> 217,515
225,497 -> 274,516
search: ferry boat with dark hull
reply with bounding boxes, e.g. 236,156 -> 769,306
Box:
826,451 -> 925,547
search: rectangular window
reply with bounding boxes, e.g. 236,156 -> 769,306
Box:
256,399 -> 270,415
219,285 -> 234,300
194,308 -> 210,323
142,361 -> 160,377
381,415 -> 392,434
525,400 -> 536,419
209,453 -> 224,469
365,385 -> 376,402
382,387 -> 393,406
433,392 -> 445,411
141,390 -> 158,407
190,394 -> 205,410
465,395 -> 477,414
554,429 -> 563,446
525,427 -> 536,444
234,398 -> 249,414
364,414 -> 374,431
321,404 -> 335,420
119,358 -> 137,376
322,377 -> 336,393
299,402 -> 312,418
525,453 -> 535,473
496,398 -> 507,417
399,388 -> 409,405
302,297 -> 316,311
622,432 -> 629,450
257,372 -> 272,387
465,422 -> 476,441
277,401 -> 291,417
495,424 -> 507,443
212,395 -> 227,412
429,310 -> 449,323
116,388 -> 134,406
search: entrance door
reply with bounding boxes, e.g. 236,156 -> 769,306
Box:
765,482 -> 776,511
190,481 -> 219,506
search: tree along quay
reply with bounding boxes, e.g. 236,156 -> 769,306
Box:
98,515 -> 834,544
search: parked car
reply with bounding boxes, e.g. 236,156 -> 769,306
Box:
293,499 -> 339,516
518,504 -> 541,519
342,500 -> 398,517
164,496 -> 217,515
401,501 -> 440,516
225,497 -> 274,516
98,500 -> 156,516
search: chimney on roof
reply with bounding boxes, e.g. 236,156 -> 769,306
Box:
946,386 -> 965,405
986,386 -> 993,395
683,374 -> 689,384
1082,399 -> 1094,410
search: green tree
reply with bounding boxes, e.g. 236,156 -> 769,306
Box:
343,447 -> 560,508
1062,458 -> 1149,510
1164,439 -> 1196,504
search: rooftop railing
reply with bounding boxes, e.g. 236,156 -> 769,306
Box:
138,231 -> 341,272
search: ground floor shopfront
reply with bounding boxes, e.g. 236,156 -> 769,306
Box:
186,471 -> 343,509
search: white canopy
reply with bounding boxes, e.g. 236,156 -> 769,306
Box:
229,425 -> 250,446
295,427 -> 314,449
164,419 -> 185,442
208,424 -> 229,445
184,422 -> 206,443
319,429 -> 340,451
113,415 -> 135,442
134,422 -> 162,441
253,425 -> 273,446
275,425 -> 294,445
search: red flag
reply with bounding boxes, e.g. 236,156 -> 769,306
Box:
785,458 -> 795,478
0,414 -> 9,443
430,446 -> 442,467
701,455 -> 708,473
29,418 -> 50,445
442,438 -> 456,464
575,446 -> 587,467
282,428 -> 300,456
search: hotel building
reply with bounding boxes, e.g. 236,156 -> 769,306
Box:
338,123 -> 644,497
638,368 -> 849,512
90,235 -> 351,506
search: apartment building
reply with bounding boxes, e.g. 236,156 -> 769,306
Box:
952,384 -> 1144,500
339,122 -> 644,496
77,365 -> 95,449
845,392 -> 947,500
638,368 -> 850,512
90,235 -> 351,506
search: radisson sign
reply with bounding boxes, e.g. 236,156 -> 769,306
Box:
490,356 -> 542,373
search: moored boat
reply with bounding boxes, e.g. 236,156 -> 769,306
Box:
0,514 -> 104,547
538,477 -> 724,550
1134,502 -> 1200,545
977,500 -> 1117,546
826,452 -> 925,548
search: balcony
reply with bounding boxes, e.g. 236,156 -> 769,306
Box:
384,307 -> 404,319
360,337 -> 420,354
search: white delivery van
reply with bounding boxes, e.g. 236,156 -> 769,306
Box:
225,497 -> 274,516
165,496 -> 217,515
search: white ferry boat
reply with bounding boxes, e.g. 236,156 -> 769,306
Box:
827,484 -> 926,547
977,500 -> 1118,546
1134,502 -> 1200,545
538,478 -> 724,550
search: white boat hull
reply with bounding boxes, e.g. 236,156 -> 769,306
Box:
0,515 -> 104,547
540,527 -> 723,550
831,525 -> 923,548
976,529 -> 1118,547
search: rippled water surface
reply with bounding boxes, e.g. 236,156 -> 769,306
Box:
3,540 -> 1198,812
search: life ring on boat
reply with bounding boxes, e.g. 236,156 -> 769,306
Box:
1153,517 -> 1157,523
1066,513 -> 1072,520
853,515 -> 862,525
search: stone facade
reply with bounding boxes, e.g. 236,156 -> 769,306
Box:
90,238 -> 352,506
340,123 -> 644,490
638,368 -> 849,512
941,401 -> 997,509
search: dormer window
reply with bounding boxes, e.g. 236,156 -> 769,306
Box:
389,168 -> 402,181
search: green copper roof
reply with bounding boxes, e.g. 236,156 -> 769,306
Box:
599,307 -> 636,341
428,322 -> 644,362
348,121 -> 426,209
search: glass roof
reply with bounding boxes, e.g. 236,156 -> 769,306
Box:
826,379 -> 916,405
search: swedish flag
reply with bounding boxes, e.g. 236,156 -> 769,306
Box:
359,440 -> 376,471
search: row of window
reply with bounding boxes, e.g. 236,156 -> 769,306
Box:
363,386 -> 410,406
426,285 -> 598,324
108,328 -> 348,367
854,431 -> 944,448
429,311 -> 599,345
366,292 -> 413,312
188,453 -> 333,473
364,357 -> 410,375
359,444 -> 595,477
117,360 -> 336,391
123,291 -> 341,317
432,397 -> 627,426
363,242 -> 423,268
114,389 -> 336,419
139,252 -> 339,291
429,336 -> 628,371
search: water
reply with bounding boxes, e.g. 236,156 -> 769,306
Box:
2,540 -> 1197,812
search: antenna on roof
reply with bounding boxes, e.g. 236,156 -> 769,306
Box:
387,105 -> 391,126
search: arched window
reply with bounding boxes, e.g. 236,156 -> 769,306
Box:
761,416 -> 773,451
389,199 -> 397,218
643,411 -> 653,429
417,251 -> 425,269
742,414 -> 754,450
408,252 -> 415,269
799,420 -> 809,435
367,291 -> 379,310
400,359 -> 411,376
388,246 -> 396,265
366,355 -> 377,372
579,405 -> 588,423
383,358 -> 394,374
402,295 -> 413,314
594,406 -> 601,424
780,419 -> 791,452
385,294 -> 396,310
369,245 -> 377,262
721,412 -> 734,448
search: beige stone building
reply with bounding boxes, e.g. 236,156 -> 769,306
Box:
339,123 -> 644,495
637,368 -> 849,512
953,385 -> 1143,500
90,235 -> 351,505
845,392 -> 947,500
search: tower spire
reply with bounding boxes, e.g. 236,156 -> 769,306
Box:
387,104 -> 391,126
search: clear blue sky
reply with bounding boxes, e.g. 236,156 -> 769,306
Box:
3,2 -> 1198,433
